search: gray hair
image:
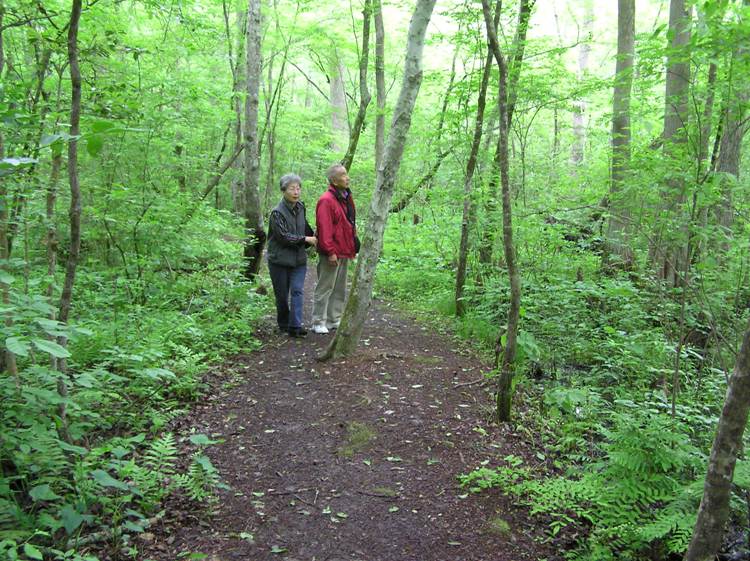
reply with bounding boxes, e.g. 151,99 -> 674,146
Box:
326,164 -> 346,184
279,173 -> 302,192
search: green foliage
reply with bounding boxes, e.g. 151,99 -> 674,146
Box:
462,409 -> 705,559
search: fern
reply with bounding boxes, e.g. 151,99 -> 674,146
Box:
175,453 -> 224,502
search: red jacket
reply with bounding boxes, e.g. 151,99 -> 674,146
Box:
315,186 -> 356,259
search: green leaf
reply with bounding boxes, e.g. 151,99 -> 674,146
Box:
29,484 -> 61,502
91,469 -> 130,491
0,271 -> 14,284
86,134 -> 104,157
143,368 -> 176,380
194,455 -> 214,471
92,120 -> 116,133
270,546 -> 287,554
32,339 -> 71,359
59,505 -> 84,534
123,520 -> 145,533
189,434 -> 217,446
6,337 -> 29,357
58,441 -> 88,455
23,544 -> 44,560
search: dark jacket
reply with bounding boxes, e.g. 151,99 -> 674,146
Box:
315,186 -> 356,259
267,199 -> 313,267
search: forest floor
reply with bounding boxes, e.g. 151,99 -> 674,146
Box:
139,274 -> 561,561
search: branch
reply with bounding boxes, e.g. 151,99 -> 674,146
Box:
288,61 -> 330,102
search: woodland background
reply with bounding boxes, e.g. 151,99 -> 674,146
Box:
0,0 -> 749,559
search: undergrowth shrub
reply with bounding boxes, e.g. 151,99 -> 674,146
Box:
0,251 -> 267,558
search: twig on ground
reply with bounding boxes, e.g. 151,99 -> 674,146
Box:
452,378 -> 486,388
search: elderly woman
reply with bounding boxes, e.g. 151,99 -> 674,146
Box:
267,173 -> 317,337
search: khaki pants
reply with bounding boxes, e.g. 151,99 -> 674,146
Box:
312,258 -> 349,327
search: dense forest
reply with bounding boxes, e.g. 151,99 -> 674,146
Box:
1,0 -> 749,559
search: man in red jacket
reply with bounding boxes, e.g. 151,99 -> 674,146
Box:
312,164 -> 357,334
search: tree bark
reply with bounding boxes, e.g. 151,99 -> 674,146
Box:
341,0 -> 372,172
55,0 -> 83,445
606,0 -> 635,259
570,0 -> 593,169
321,0 -> 437,360
482,0 -> 522,423
476,0 -> 533,268
227,4 -> 247,215
455,5 -> 499,317
243,0 -> 266,280
716,2 -> 749,234
653,0 -> 691,285
373,0 -> 386,172
684,318 -> 750,561
329,56 -> 348,152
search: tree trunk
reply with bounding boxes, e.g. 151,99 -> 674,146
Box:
373,0 -> 386,172
570,0 -> 593,169
321,0 -> 437,360
455,5 -> 498,317
227,5 -> 246,215
329,57 -> 348,152
684,318 -> 750,561
341,0 -> 372,172
653,0 -> 691,285
482,0 -> 522,423
716,4 -> 749,235
476,0 -> 533,268
243,0 -> 266,280
55,0 -> 84,445
606,0 -> 635,259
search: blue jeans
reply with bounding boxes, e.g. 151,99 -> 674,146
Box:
268,263 -> 307,330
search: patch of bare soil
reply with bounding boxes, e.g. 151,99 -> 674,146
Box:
140,277 -> 560,561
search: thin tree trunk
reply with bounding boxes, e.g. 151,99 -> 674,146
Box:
389,150 -> 449,213
684,318 -> 750,561
373,0 -> 386,172
570,0 -> 593,169
227,5 -> 246,214
329,57 -> 348,152
482,0 -> 522,423
455,9 -> 497,317
341,0 -> 372,172
477,0 -> 533,268
243,0 -> 265,280
0,0 -> 16,389
321,0 -> 438,360
56,0 -> 84,445
606,0 -> 635,260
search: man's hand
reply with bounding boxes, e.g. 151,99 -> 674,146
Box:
327,253 -> 338,265
305,236 -> 317,247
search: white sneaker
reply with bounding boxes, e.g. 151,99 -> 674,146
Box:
312,324 -> 329,334
328,321 -> 340,330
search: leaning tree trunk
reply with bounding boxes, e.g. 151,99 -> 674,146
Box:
341,0 -> 372,172
482,0 -> 522,423
373,0 -> 386,171
684,318 -> 750,561
243,0 -> 266,280
321,0 -> 437,360
455,4 -> 498,317
606,0 -> 635,258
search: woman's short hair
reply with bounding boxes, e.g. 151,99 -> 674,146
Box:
279,173 -> 302,191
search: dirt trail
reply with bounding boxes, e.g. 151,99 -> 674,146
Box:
141,276 -> 556,561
